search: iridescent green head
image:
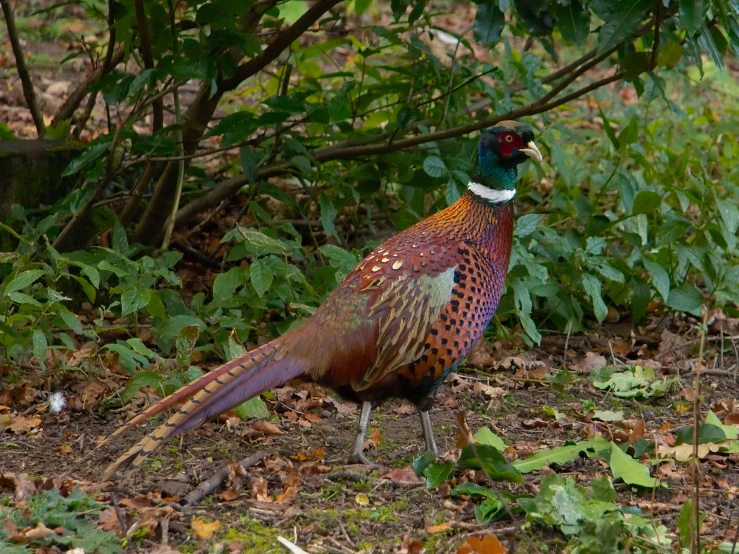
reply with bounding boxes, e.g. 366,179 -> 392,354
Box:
470,121 -> 542,201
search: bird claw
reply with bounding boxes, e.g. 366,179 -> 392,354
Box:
347,451 -> 378,466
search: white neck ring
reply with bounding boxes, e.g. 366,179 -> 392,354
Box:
467,181 -> 516,203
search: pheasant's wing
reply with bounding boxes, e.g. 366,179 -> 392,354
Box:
350,240 -> 462,391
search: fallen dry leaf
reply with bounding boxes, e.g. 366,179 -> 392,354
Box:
191,518 -> 221,539
426,522 -> 452,533
380,467 -> 424,483
250,420 -> 283,436
457,533 -> 507,554
8,414 -> 41,434
573,352 -> 606,373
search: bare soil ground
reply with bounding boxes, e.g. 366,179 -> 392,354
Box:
3,335 -> 739,553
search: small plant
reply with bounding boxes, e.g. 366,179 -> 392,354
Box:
0,487 -> 121,554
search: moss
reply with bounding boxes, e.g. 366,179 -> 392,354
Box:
223,519 -> 282,553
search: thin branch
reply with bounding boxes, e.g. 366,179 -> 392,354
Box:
175,70 -> 623,227
1,0 -> 45,136
221,0 -> 343,89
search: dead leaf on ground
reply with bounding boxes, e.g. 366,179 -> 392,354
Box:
457,533 -> 507,554
275,485 -> 298,504
380,467 -> 424,483
426,522 -> 452,533
455,411 -> 474,448
8,414 -> 42,434
0,473 -> 36,501
467,339 -> 494,368
191,518 -> 221,539
573,352 -> 606,373
399,533 -> 426,554
250,420 -> 283,436
8,522 -> 54,543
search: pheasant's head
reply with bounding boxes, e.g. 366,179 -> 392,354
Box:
471,121 -> 542,201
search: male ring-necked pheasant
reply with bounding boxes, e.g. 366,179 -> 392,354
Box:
102,121 -> 542,478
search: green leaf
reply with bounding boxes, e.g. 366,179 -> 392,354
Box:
616,115 -> 639,149
658,39 -> 683,68
553,0 -> 589,45
666,284 -> 703,315
679,0 -> 706,36
631,190 -> 662,215
582,273 -> 607,323
319,193 -> 337,237
213,267 -> 248,303
474,427 -> 507,451
474,4 -> 505,46
32,329 -> 48,370
513,439 -> 605,473
458,444 -> 523,483
250,258 -> 274,297
643,258 -> 670,301
58,305 -> 83,334
122,371 -> 163,403
240,147 -> 259,182
422,155 -> 447,178
121,288 -> 152,316
675,423 -> 728,445
514,213 -> 543,238
62,137 -> 112,176
598,106 -> 619,149
451,482 -> 498,499
5,269 -> 47,293
609,442 -> 657,488
233,397 -> 270,420
423,462 -> 454,488
8,291 -> 43,307
596,0 -> 651,55
154,315 -> 207,341
412,450 -> 437,477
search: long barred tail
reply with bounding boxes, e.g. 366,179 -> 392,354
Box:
102,340 -> 307,480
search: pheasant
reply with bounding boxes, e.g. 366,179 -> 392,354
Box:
102,120 -> 542,478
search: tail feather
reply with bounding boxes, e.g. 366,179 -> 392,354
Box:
102,340 -> 307,480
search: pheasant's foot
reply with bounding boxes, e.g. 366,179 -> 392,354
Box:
347,401 -> 376,466
346,451 -> 377,466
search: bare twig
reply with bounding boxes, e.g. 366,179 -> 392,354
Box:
0,0 -> 45,135
182,452 -> 265,505
175,70 -> 623,227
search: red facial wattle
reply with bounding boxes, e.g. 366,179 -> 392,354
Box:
497,132 -> 524,158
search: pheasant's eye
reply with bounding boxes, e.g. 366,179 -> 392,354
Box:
504,134 -> 514,143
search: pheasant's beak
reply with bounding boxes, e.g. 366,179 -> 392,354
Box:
520,141 -> 543,163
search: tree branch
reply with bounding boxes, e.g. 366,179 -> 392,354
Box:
134,0 -> 163,132
174,71 -> 624,228
1,0 -> 45,136
222,0 -> 342,89
133,0 -> 341,244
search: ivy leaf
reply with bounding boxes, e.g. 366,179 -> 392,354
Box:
474,4 -> 505,46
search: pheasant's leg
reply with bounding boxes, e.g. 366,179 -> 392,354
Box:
419,409 -> 439,458
348,401 -> 375,465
